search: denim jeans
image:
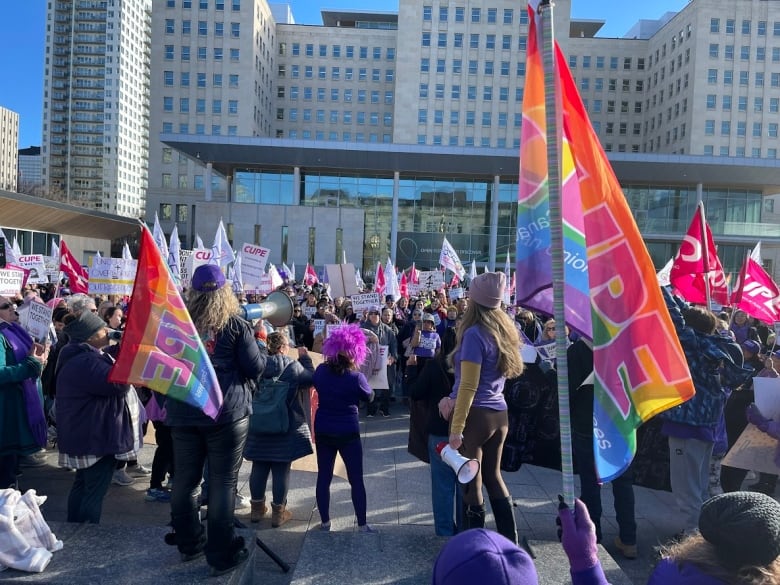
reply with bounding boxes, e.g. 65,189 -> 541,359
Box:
67,455 -> 116,523
170,417 -> 249,566
249,460 -> 291,505
427,434 -> 463,536
572,431 -> 636,545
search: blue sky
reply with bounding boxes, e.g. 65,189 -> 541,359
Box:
0,0 -> 687,149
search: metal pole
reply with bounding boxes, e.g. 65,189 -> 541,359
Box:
538,0 -> 575,507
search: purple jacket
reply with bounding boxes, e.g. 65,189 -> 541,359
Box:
647,559 -> 727,585
55,342 -> 134,457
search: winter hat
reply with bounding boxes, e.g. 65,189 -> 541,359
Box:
191,264 -> 225,293
422,313 -> 436,323
64,311 -> 107,343
432,529 -> 538,585
469,272 -> 506,309
740,339 -> 761,355
698,491 -> 780,569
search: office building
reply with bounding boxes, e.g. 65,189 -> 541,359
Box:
18,146 -> 43,194
147,0 -> 780,280
42,0 -> 152,216
0,106 -> 19,192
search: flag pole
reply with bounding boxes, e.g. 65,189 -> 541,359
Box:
538,0 -> 575,506
698,200 -> 712,310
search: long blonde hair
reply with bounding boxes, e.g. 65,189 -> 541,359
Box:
661,534 -> 780,585
451,302 -> 524,378
186,285 -> 239,335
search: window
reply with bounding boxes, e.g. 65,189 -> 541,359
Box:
725,44 -> 734,60
439,6 -> 448,21
770,123 -> 778,138
484,61 -> 494,75
164,45 -> 174,60
231,0 -> 240,10
212,99 -> 222,114
452,85 -> 461,99
164,70 -> 174,86
420,58 -> 429,72
504,8 -> 513,24
755,97 -> 764,112
754,122 -> 762,137
470,34 -> 479,49
455,7 -> 464,22
422,32 -> 431,47
486,35 -> 495,50
709,43 -> 719,58
483,86 -> 493,100
419,83 -> 428,98
705,120 -> 715,135
482,112 -> 491,126
214,47 -> 223,60
724,70 -> 733,84
180,98 -> 189,113
165,19 -> 175,34
438,33 -> 447,48
721,121 -> 731,135
726,19 -> 735,34
742,19 -> 751,35
487,8 -> 496,23
471,8 -> 480,23
230,48 -> 239,61
707,69 -> 718,83
423,5 -> 432,21
231,22 -> 240,37
710,18 -> 720,33
360,46 -> 368,59
196,98 -> 205,113
163,96 -> 173,112
737,121 -> 746,136
740,70 -> 749,85
502,35 -> 511,50
706,94 -> 716,109
214,21 -> 223,36
468,60 -> 478,74
228,100 -> 238,114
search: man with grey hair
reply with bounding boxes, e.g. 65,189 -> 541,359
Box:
66,293 -> 97,317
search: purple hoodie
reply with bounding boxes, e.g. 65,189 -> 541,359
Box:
647,559 -> 727,585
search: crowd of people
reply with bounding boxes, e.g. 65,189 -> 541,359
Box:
1,268 -> 780,582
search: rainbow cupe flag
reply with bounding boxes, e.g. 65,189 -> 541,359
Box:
109,226 -> 223,419
517,1 -> 694,482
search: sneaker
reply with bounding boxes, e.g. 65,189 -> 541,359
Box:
129,464 -> 152,477
112,469 -> 135,486
234,493 -> 251,510
366,413 -> 374,418
319,521 -> 331,532
358,524 -> 378,533
209,548 -> 249,577
18,454 -> 47,468
165,477 -> 174,489
380,411 -> 389,417
614,537 -> 638,559
145,487 -> 171,502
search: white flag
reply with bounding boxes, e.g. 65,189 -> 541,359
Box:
268,264 -> 284,289
12,237 -> 21,259
289,262 -> 297,282
152,212 -> 169,260
342,249 -> 347,264
385,257 -> 401,301
504,253 -> 511,278
356,268 -> 365,290
195,234 -> 205,250
94,251 -> 102,259
122,242 -> 132,261
281,262 -> 293,281
469,260 -> 477,280
168,224 -> 182,283
0,229 -> 19,264
656,257 -> 674,287
232,253 -> 244,292
751,242 -> 763,263
439,237 -> 466,278
211,219 -> 236,268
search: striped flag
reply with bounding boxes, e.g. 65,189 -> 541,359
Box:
109,226 -> 223,419
518,0 -> 694,482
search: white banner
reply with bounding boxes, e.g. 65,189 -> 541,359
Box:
240,243 -> 271,286
416,270 -> 445,290
24,302 -> 53,342
16,255 -> 48,284
350,292 -> 381,313
88,258 -> 137,295
0,268 -> 26,296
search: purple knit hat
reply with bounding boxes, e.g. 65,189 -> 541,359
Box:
321,323 -> 368,366
432,529 -> 538,585
469,272 -> 506,309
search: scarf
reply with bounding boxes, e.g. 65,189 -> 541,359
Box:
0,322 -> 47,448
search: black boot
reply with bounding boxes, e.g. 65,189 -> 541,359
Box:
490,497 -> 518,544
462,503 -> 486,530
749,473 -> 778,495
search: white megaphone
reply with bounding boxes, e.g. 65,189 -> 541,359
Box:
436,441 -> 480,484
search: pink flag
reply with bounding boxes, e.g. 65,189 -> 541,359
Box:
303,263 -> 319,286
669,205 -> 729,306
59,240 -> 89,294
399,271 -> 409,299
374,262 -> 386,295
450,272 -> 460,287
731,256 -> 780,323
410,263 -> 419,284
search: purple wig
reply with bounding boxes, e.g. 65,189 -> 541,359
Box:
321,323 -> 368,366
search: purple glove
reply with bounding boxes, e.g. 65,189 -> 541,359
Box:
747,403 -> 771,432
558,497 -> 599,573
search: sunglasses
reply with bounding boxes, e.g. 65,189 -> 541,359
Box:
545,327 -> 555,331
0,302 -> 15,310
368,311 -> 379,315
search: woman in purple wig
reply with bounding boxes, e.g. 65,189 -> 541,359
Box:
312,324 -> 376,532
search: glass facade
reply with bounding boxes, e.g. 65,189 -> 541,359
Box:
0,228 -> 60,256
220,168 -> 765,276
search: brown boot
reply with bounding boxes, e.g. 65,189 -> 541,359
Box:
271,502 -> 292,528
250,499 -> 267,523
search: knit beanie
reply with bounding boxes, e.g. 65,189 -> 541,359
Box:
432,529 -> 538,585
698,491 -> 780,570
468,272 -> 506,309
63,311 -> 107,343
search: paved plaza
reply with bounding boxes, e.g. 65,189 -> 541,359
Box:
6,410 -> 735,584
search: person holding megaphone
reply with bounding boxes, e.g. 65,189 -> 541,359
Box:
438,272 -> 524,544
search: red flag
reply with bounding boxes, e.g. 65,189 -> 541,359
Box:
669,205 -> 729,306
410,263 -> 419,284
303,263 -> 318,286
59,240 -> 89,294
399,271 -> 409,299
450,272 -> 460,287
731,256 -> 780,323
374,262 -> 386,295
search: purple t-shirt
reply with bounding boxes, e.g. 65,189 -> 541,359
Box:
414,330 -> 441,358
449,325 -> 507,411
312,364 -> 373,435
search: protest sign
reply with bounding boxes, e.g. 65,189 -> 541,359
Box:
88,258 -> 137,295
366,345 -> 389,389
179,249 -> 192,286
17,255 -> 48,285
416,270 -> 444,291
43,255 -> 60,283
722,423 -> 780,475
303,306 -> 317,319
0,268 -> 25,296
186,248 -> 214,284
312,319 -> 326,338
449,287 -> 464,300
325,264 -> 359,299
350,292 -> 381,313
240,243 -> 271,287
753,377 -> 780,421
23,302 -> 53,342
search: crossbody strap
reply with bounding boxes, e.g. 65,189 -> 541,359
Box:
270,360 -> 293,384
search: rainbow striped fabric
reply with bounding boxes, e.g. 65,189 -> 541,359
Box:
517,1 -> 694,481
109,226 -> 223,419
